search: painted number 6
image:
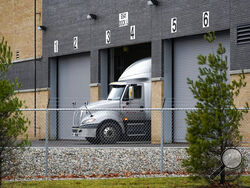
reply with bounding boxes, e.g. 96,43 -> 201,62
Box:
203,11 -> 209,28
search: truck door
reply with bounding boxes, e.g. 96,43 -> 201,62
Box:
121,84 -> 148,136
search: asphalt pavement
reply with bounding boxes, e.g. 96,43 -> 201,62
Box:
31,140 -> 188,147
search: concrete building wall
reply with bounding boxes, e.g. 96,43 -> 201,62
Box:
230,0 -> 250,71
43,0 -> 233,82
7,59 -> 48,90
42,0 -> 250,143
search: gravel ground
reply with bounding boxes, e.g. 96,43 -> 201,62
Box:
3,147 -> 250,181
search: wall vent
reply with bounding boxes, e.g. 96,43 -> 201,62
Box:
237,24 -> 250,45
16,50 -> 20,59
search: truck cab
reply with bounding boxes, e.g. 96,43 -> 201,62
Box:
72,57 -> 151,144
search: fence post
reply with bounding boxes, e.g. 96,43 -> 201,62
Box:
160,98 -> 166,173
160,108 -> 164,173
45,109 -> 49,178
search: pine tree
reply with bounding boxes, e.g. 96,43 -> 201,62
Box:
0,37 -> 30,186
182,32 -> 248,184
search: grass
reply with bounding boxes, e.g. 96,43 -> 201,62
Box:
2,176 -> 250,188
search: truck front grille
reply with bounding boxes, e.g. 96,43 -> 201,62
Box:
73,111 -> 82,126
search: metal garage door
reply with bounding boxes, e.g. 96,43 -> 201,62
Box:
173,31 -> 230,142
58,53 -> 90,139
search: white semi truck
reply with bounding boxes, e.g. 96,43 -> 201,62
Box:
72,57 -> 152,144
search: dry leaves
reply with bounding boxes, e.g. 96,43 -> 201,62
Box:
2,170 -> 250,181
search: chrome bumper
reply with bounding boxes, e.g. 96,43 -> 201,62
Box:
72,127 -> 97,138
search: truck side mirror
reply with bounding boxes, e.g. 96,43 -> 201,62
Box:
129,86 -> 134,100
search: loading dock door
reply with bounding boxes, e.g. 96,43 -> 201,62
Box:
173,31 -> 230,142
58,53 -> 90,139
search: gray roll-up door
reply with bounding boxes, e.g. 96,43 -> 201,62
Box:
173,31 -> 230,142
58,53 -> 90,139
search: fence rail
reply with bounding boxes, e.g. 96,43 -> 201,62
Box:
20,107 -> 250,111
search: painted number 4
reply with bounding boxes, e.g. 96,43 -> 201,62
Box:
106,30 -> 111,44
130,25 -> 135,40
171,17 -> 177,33
203,11 -> 209,28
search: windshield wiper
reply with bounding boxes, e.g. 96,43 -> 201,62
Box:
84,102 -> 93,117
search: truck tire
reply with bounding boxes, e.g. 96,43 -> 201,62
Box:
85,137 -> 100,144
98,122 -> 120,144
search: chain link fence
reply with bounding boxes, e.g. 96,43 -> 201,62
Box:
5,108 -> 250,179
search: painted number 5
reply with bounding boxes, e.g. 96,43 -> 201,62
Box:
203,11 -> 209,28
171,17 -> 177,33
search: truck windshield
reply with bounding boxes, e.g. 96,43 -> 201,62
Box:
107,86 -> 125,100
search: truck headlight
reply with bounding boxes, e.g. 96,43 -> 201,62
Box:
85,117 -> 96,124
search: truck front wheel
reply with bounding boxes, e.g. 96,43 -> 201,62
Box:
98,122 -> 120,144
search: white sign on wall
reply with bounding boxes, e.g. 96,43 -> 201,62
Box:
130,25 -> 135,40
106,30 -> 111,44
119,12 -> 129,27
202,11 -> 209,28
73,36 -> 78,50
54,40 -> 58,53
171,17 -> 177,33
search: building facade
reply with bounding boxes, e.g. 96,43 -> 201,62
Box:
3,0 -> 250,143
0,0 -> 46,140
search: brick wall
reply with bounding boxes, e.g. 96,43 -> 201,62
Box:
231,73 -> 250,146
0,0 -> 42,61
